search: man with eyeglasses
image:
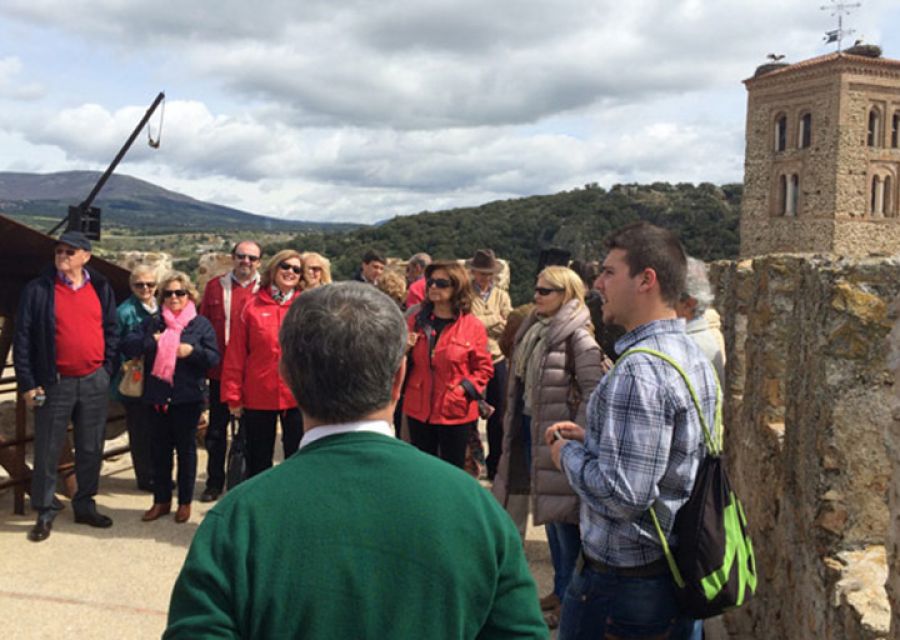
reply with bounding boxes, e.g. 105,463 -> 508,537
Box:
198,240 -> 262,502
14,230 -> 119,542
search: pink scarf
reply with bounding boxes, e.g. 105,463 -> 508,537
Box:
151,300 -> 197,385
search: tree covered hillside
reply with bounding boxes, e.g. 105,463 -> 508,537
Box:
278,181 -> 742,305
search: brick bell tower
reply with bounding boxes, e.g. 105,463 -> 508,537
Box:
740,46 -> 900,257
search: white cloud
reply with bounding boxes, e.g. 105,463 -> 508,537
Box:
0,0 -> 896,223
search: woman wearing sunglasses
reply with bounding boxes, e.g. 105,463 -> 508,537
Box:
112,265 -> 160,492
403,261 -> 494,469
122,271 -> 219,524
491,265 -> 609,629
221,249 -> 304,477
300,251 -> 332,290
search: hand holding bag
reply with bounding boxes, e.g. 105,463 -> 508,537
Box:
118,358 -> 144,398
225,416 -> 248,490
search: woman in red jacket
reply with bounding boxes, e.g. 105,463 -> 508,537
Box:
403,261 -> 493,469
221,249 -> 304,477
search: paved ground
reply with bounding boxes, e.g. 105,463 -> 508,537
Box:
0,439 -> 554,639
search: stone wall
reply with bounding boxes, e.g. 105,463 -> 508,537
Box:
710,254 -> 896,639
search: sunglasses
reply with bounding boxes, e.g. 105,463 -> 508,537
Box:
133,282 -> 157,289
54,246 -> 78,256
278,262 -> 303,275
162,289 -> 188,299
427,278 -> 453,289
535,287 -> 564,296
305,266 -> 323,273
234,253 -> 260,262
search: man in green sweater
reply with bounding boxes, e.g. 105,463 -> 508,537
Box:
165,282 -> 547,639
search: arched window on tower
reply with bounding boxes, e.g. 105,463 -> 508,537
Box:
871,175 -> 884,216
787,174 -> 799,216
799,113 -> 812,149
778,174 -> 788,215
892,112 -> 899,148
868,108 -> 882,147
775,114 -> 787,152
885,176 -> 894,216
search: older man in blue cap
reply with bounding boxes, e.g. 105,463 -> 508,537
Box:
14,230 -> 118,542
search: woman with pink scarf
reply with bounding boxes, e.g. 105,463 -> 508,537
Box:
122,271 -> 219,524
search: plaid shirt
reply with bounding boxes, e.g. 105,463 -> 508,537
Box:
560,318 -> 718,567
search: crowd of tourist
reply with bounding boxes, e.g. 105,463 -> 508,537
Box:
14,224 -> 726,639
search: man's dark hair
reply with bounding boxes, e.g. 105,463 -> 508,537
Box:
362,250 -> 386,265
280,282 -> 406,423
604,222 -> 687,305
231,240 -> 262,256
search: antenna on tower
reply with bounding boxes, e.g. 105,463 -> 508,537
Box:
821,0 -> 861,53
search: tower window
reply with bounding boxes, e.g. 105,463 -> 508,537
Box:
799,113 -> 812,149
892,113 -> 899,148
787,174 -> 799,216
868,108 -> 882,147
885,176 -> 894,216
775,114 -> 787,152
871,175 -> 882,216
778,174 -> 787,215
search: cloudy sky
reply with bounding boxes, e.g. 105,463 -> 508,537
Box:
0,1 -> 897,224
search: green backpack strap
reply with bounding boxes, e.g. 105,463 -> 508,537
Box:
613,347 -> 723,589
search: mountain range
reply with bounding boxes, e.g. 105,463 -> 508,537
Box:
0,171 -> 357,233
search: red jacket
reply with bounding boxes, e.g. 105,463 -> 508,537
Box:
403,311 -> 493,425
221,288 -> 297,411
199,273 -> 259,380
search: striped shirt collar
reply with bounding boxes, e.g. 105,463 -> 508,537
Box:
57,268 -> 91,291
299,419 -> 394,450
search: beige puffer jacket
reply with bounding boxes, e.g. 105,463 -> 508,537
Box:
491,299 -> 608,525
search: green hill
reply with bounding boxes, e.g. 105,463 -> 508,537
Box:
0,171 -> 357,234
286,181 -> 742,305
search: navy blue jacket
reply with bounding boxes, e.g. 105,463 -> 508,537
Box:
122,313 -> 219,406
14,265 -> 118,392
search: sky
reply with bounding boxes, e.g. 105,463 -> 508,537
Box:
0,1 -> 897,225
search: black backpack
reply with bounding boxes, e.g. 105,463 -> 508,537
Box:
620,348 -> 758,619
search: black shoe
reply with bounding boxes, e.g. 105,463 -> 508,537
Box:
74,510 -> 113,528
28,519 -> 52,542
199,489 -> 221,503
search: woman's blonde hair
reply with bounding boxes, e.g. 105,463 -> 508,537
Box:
538,265 -> 586,308
261,249 -> 303,289
157,271 -> 199,304
129,264 -> 158,287
301,251 -> 333,288
376,269 -> 407,307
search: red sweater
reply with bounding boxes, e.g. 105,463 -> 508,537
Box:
54,280 -> 104,377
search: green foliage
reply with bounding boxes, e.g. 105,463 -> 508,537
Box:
278,182 -> 742,305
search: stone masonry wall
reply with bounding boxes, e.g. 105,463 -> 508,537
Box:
710,255 -> 897,639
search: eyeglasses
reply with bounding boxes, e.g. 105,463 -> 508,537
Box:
133,282 -> 157,289
55,247 -> 78,256
162,289 -> 188,299
234,253 -> 260,262
534,287 -> 564,296
278,262 -> 303,275
427,278 -> 452,289
305,266 -> 323,273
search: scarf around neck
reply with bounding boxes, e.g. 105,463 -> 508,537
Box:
515,316 -> 551,414
151,300 -> 197,385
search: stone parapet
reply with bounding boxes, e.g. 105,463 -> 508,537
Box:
710,254 -> 897,639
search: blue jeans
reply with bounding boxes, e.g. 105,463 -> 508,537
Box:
546,521 -> 581,598
559,559 -> 697,640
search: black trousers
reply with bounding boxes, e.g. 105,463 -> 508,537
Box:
242,408 -> 303,478
123,399 -> 154,490
149,402 -> 202,506
407,417 -> 474,469
204,379 -> 229,493
485,358 -> 508,480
